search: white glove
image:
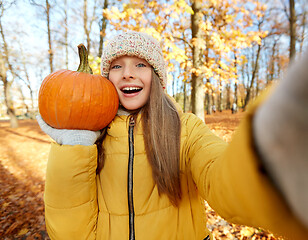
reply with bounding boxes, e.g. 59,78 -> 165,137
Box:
253,51 -> 308,227
36,115 -> 101,146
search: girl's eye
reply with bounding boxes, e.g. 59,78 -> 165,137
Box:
111,65 -> 121,69
137,63 -> 146,67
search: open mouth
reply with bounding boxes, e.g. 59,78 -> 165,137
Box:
121,87 -> 143,94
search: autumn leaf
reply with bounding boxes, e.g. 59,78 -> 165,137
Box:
18,228 -> 29,236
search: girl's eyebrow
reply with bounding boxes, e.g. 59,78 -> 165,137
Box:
110,60 -> 121,66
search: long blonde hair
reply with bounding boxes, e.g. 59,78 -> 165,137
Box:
96,69 -> 182,206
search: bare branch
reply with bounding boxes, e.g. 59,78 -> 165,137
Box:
29,0 -> 45,9
279,0 -> 290,21
173,36 -> 193,50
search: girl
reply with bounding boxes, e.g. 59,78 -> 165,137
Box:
37,31 -> 308,240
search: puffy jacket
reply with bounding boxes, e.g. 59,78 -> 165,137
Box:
44,101 -> 308,240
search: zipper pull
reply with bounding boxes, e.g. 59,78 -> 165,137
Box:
129,116 -> 135,127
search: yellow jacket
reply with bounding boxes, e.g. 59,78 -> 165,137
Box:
44,102 -> 308,240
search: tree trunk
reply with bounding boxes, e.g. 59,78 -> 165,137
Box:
191,0 -> 204,120
83,0 -> 91,54
211,93 -> 215,113
46,0 -> 53,73
98,0 -> 108,57
64,0 -> 69,69
21,65 -> 35,114
8,110 -> 19,128
233,53 -> 238,113
17,85 -> 30,114
83,0 -> 98,56
268,40 -> 277,84
218,79 -> 223,112
244,43 -> 261,109
226,84 -> 231,110
299,11 -> 306,56
205,88 -> 212,115
0,12 -> 14,76
204,16 -> 211,115
19,40 -> 35,113
172,70 -> 176,98
5,83 -> 19,128
183,31 -> 190,113
0,10 -> 18,127
289,0 -> 296,61
183,79 -> 187,112
0,54 -> 18,128
256,70 -> 260,96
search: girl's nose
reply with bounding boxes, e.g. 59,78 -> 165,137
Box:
122,65 -> 135,80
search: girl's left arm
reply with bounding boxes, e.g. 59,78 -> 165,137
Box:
184,96 -> 308,240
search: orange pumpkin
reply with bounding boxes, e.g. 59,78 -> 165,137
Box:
38,44 -> 119,131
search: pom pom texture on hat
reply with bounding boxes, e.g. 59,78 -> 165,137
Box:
101,31 -> 167,89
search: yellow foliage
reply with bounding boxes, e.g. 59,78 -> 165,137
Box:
148,1 -> 157,8
201,66 -> 214,79
104,0 -> 267,89
88,55 -> 101,75
218,61 -> 229,71
18,228 -> 29,236
205,82 -> 212,89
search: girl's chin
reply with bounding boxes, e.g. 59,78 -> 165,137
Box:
119,96 -> 148,111
120,101 -> 146,111
121,105 -> 140,111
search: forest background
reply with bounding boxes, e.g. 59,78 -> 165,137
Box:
0,0 -> 307,239
0,0 -> 307,125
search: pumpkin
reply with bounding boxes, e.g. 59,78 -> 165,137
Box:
38,44 -> 119,131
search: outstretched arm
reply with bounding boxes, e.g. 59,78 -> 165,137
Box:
254,51 -> 308,228
186,51 -> 308,240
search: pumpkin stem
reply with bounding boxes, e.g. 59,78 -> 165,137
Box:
77,44 -> 93,74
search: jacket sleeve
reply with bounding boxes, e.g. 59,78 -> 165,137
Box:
44,143 -> 98,240
184,96 -> 308,240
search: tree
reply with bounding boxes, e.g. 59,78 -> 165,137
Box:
17,42 -> 36,115
298,2 -> 307,56
0,2 -> 19,127
63,0 -> 69,68
279,0 -> 297,61
233,53 -> 238,113
30,0 -> 54,73
243,43 -> 261,109
46,0 -> 53,72
191,0 -> 205,120
83,0 -> 98,55
0,52 -> 18,128
289,0 -> 296,60
98,0 -> 108,57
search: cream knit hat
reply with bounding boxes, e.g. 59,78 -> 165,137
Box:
101,31 -> 167,89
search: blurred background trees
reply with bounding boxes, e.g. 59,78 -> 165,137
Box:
0,0 -> 307,126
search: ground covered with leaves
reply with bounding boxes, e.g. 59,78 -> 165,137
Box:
0,111 -> 282,239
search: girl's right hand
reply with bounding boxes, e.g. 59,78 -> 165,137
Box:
253,50 -> 308,228
36,115 -> 101,146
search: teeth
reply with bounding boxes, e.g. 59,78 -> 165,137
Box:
122,87 -> 142,91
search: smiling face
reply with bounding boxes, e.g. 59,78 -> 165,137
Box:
108,56 -> 152,110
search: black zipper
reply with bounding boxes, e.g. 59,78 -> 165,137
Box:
128,116 -> 135,240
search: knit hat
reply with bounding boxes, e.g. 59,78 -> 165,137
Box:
101,31 -> 167,89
